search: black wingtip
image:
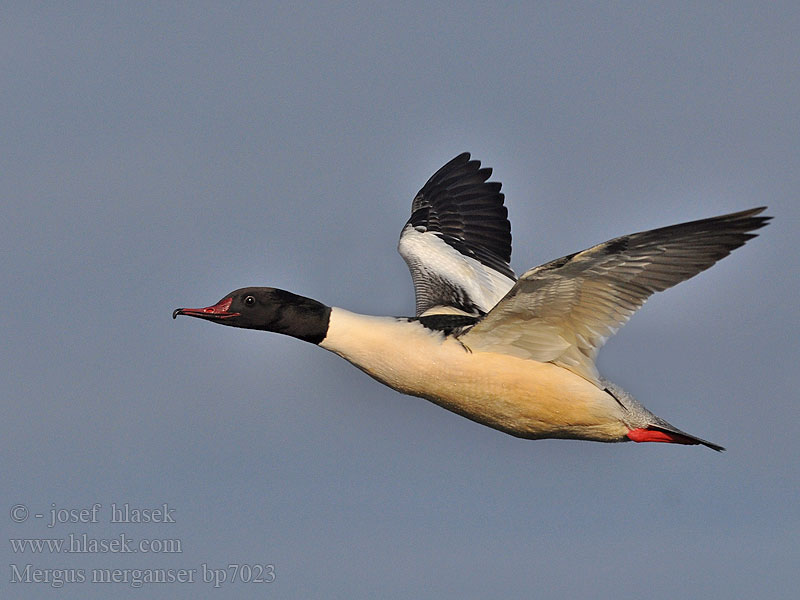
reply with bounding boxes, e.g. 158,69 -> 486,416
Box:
715,206 -> 772,234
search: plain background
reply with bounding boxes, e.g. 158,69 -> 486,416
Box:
3,3 -> 798,598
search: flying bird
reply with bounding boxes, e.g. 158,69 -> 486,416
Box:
174,153 -> 770,450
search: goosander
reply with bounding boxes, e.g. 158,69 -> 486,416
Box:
174,153 -> 770,450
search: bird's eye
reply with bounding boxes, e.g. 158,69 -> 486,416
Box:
244,295 -> 255,306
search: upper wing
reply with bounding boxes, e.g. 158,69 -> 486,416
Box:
459,207 -> 771,384
398,153 -> 516,317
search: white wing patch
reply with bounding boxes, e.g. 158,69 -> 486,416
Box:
399,225 -> 515,316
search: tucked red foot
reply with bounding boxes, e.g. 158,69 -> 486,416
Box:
627,428 -> 699,446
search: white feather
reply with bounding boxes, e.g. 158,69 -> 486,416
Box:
398,226 -> 515,316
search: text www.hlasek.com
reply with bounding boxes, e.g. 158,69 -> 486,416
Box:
10,533 -> 181,554
9,502 -> 276,588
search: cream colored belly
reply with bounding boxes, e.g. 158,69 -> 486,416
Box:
320,310 -> 628,442
368,341 -> 626,441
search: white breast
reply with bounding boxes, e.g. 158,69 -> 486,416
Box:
319,308 -> 627,441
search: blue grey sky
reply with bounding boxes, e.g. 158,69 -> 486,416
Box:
3,3 -> 798,598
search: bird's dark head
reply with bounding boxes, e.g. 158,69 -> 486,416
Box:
173,287 -> 330,343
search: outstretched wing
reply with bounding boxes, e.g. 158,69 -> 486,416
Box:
459,207 -> 771,383
398,153 -> 516,317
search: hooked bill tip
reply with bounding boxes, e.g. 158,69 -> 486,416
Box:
172,308 -> 183,319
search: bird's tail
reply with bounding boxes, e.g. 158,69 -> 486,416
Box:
627,425 -> 725,452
